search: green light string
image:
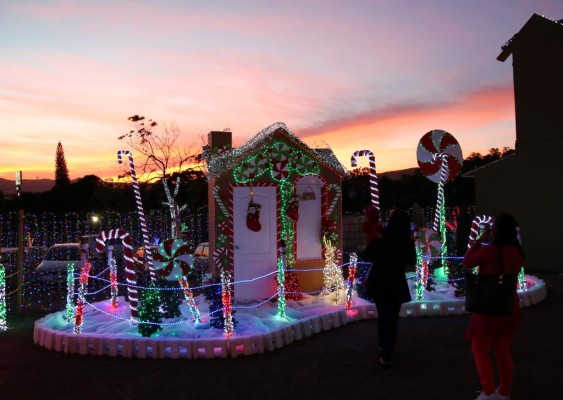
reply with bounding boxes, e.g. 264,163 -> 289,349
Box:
277,257 -> 286,319
232,141 -> 320,273
414,246 -> 424,301
280,181 -> 295,268
65,262 -> 75,322
0,264 -> 6,331
518,267 -> 526,291
439,199 -> 448,277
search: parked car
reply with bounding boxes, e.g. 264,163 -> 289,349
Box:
35,243 -> 82,283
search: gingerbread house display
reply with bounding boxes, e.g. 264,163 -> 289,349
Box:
205,122 -> 348,300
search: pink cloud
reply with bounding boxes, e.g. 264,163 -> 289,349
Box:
298,85 -> 516,172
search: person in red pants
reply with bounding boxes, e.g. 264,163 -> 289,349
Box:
463,214 -> 524,400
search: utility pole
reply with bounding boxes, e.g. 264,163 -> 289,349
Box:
15,171 -> 24,313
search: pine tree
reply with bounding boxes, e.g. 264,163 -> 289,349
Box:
55,142 -> 70,186
158,278 -> 183,319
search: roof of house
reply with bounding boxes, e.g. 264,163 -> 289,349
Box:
206,122 -> 348,179
498,14 -> 563,62
461,153 -> 516,178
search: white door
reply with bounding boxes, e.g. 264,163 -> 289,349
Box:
233,186 -> 278,301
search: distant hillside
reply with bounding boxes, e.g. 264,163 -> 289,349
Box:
0,178 -> 54,195
379,167 -> 418,180
0,167 -> 419,195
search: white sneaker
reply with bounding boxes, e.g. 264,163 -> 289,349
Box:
474,391 -> 499,400
495,390 -> 510,400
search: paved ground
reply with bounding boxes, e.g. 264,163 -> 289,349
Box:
1,271 -> 561,400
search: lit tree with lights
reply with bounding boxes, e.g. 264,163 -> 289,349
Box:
138,282 -> 163,337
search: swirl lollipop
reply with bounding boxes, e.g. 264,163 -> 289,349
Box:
417,130 -> 463,183
416,228 -> 442,259
153,239 -> 194,281
417,129 -> 464,236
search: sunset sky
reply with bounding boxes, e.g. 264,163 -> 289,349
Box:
1,0 -> 562,182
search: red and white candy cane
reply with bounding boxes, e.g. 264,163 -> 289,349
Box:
96,229 -> 139,321
117,150 -> 156,282
467,215 -> 493,248
351,150 -> 379,210
432,155 -> 449,231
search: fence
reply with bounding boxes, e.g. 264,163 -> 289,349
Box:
0,208 -> 208,312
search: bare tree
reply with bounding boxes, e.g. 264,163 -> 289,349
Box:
118,115 -> 202,238
118,115 -> 199,180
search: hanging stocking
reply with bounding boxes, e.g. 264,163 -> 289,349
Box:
247,201 -> 262,232
287,195 -> 299,222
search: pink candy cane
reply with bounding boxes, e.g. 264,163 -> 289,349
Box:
117,150 -> 156,282
351,150 -> 379,210
96,229 -> 138,320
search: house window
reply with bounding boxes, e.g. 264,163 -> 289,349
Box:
295,176 -> 323,260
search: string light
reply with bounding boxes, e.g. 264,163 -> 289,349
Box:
345,253 -> 357,308
221,269 -> 234,338
414,246 -> 425,301
65,262 -> 75,321
179,276 -> 201,322
0,264 -> 6,331
321,237 -> 345,303
109,258 -> 118,309
276,257 -> 286,319
73,262 -> 91,335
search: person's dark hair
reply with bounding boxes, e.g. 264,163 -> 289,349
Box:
385,208 -> 412,240
493,213 -> 524,257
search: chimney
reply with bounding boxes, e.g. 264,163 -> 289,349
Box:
208,130 -> 232,153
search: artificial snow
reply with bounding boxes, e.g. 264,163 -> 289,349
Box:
34,275 -> 547,359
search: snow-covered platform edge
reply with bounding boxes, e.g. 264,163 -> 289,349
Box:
33,275 -> 547,360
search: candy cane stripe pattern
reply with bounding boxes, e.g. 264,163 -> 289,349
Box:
117,150 -> 156,282
350,150 -> 379,210
153,239 -> 194,281
96,229 -> 139,321
417,130 -> 463,184
468,215 -> 493,248
433,156 -> 449,231
327,184 -> 342,216
416,228 -> 441,259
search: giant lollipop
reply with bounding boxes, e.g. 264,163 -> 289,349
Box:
416,228 -> 442,259
417,130 -> 463,183
417,129 -> 463,277
153,239 -> 194,281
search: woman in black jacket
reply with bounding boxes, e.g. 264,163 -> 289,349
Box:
365,205 -> 416,368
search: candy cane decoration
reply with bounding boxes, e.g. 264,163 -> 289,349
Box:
213,185 -> 229,218
327,183 -> 342,216
179,276 -> 201,323
467,215 -> 493,248
117,150 -> 156,282
351,150 -> 379,210
96,229 -> 139,321
433,155 -> 449,231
